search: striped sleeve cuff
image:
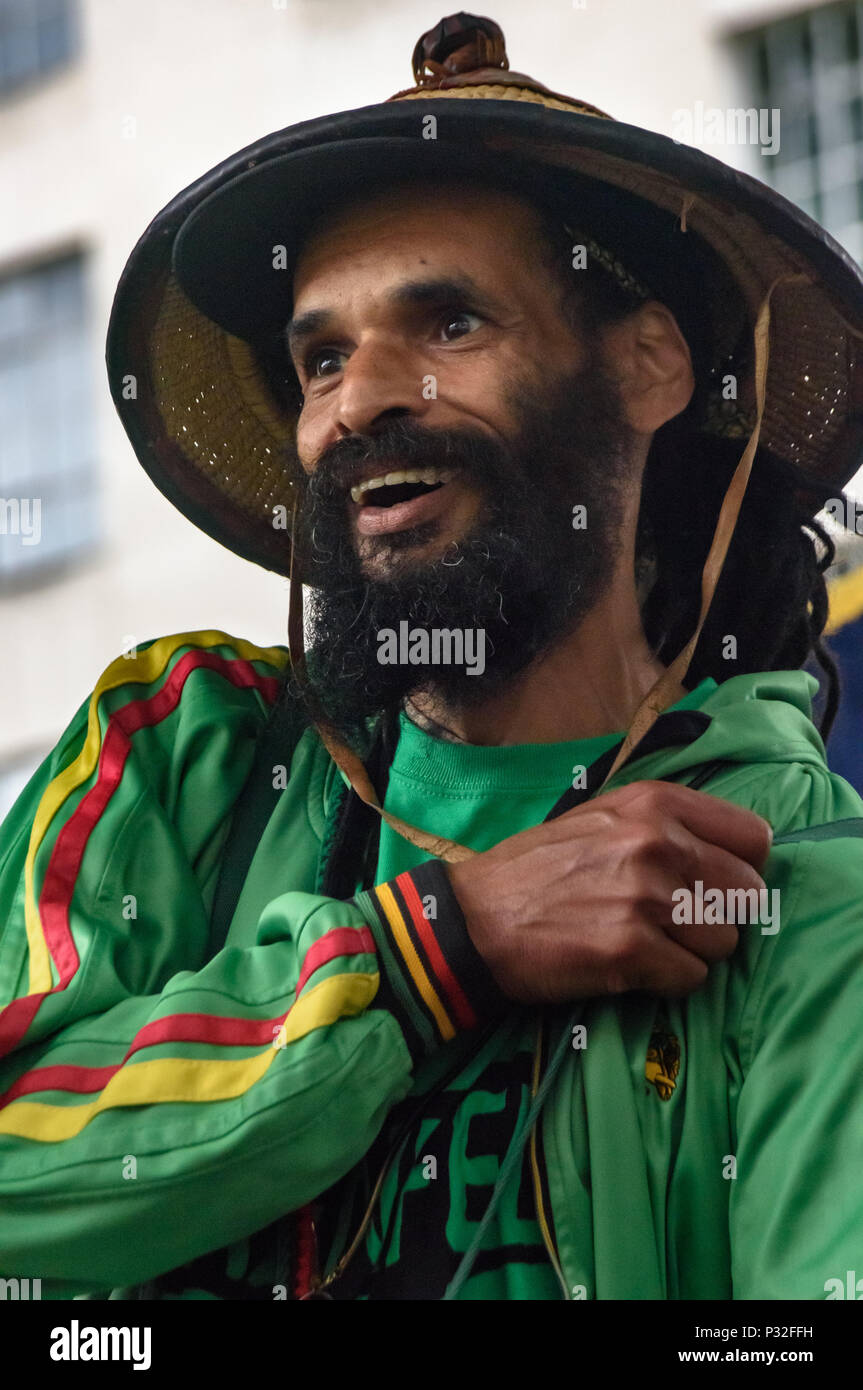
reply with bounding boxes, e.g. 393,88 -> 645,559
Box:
353,859 -> 508,1063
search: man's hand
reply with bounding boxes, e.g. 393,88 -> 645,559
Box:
445,780 -> 773,1003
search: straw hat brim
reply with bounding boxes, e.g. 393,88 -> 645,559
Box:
106,95 -> 863,580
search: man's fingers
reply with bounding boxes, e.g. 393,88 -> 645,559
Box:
647,826 -> 765,958
453,778 -> 775,1007
599,781 -> 774,870
637,858 -> 742,963
615,931 -> 710,998
662,913 -> 740,964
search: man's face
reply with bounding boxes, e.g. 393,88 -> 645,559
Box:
290,182 -> 592,576
283,180 -> 639,738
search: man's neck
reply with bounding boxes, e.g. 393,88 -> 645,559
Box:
406,581 -> 678,747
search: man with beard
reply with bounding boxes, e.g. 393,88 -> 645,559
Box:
292,183 -> 638,746
2,14 -> 863,1306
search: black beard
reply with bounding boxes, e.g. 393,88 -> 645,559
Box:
282,357 -> 636,749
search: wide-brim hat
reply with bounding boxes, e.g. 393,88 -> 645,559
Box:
106,10 -> 863,585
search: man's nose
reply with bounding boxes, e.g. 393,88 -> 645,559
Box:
334,337 -> 432,437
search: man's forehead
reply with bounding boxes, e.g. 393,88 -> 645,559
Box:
293,178 -> 544,286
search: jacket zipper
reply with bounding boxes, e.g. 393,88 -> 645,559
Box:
529,1013 -> 571,1299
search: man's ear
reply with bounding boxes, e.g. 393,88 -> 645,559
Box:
602,301 -> 695,434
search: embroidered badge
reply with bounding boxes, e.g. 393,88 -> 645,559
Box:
645,1028 -> 681,1100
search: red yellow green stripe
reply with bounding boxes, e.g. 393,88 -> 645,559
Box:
0,632 -> 288,1058
0,969 -> 378,1143
394,870 -> 476,1030
373,881 -> 455,1041
1,923 -> 374,1111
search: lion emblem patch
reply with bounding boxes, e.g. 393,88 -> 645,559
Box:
645,1028 -> 681,1100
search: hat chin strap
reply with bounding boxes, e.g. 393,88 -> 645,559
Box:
596,269 -> 811,790
288,268 -> 810,865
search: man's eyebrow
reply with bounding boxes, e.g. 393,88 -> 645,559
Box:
285,308 -> 332,360
389,274 -> 499,314
285,275 -> 502,360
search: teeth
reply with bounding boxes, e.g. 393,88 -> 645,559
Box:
350,467 -> 452,504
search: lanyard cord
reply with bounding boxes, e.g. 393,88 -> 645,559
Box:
529,1015 -> 571,1298
442,1006 -> 581,1300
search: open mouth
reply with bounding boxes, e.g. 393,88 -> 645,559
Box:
350,467 -> 453,508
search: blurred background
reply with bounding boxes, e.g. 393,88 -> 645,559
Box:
1,0 -> 863,817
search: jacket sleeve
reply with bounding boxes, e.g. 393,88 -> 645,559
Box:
0,632 -> 504,1296
729,819 -> 863,1299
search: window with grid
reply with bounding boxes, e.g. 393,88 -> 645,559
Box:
0,0 -> 78,97
736,1 -> 863,263
0,253 -> 100,585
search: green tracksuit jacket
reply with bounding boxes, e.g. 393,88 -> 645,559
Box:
0,629 -> 862,1300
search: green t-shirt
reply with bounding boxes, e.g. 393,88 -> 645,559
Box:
322,679 -> 717,1300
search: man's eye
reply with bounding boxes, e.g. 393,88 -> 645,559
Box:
304,348 -> 345,378
439,310 -> 483,341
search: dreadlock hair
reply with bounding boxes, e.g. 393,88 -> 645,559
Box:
534,208 -> 842,744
